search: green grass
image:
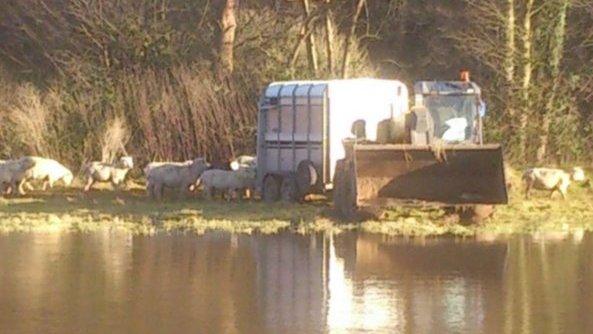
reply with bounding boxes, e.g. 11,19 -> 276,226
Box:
1,179 -> 592,237
0,182 -> 332,235
360,183 -> 593,237
476,182 -> 593,234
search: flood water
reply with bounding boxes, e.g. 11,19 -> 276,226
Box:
1,231 -> 592,334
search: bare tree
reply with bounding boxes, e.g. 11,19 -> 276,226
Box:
289,0 -> 319,74
341,0 -> 366,79
218,0 -> 237,77
302,0 -> 319,75
450,0 -> 517,141
518,0 -> 535,159
536,0 -> 570,162
324,0 -> 335,75
505,0 -> 516,118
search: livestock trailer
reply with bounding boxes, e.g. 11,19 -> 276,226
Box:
256,79 -> 409,202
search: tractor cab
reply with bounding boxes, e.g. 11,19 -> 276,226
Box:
414,81 -> 486,145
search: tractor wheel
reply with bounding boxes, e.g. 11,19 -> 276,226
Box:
333,160 -> 345,210
262,174 -> 281,203
470,205 -> 495,223
333,159 -> 357,219
458,205 -> 495,224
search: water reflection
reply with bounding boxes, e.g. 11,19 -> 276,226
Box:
251,233 -> 327,333
0,231 -> 592,333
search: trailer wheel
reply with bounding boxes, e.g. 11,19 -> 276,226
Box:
296,160 -> 318,197
333,159 -> 357,219
263,174 -> 281,203
281,173 -> 300,202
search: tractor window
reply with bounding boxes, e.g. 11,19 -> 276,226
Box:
424,95 -> 478,142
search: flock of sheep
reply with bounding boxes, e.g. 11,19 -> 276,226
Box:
0,155 -> 257,200
0,153 -> 587,201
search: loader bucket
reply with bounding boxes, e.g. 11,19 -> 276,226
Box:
351,143 -> 508,206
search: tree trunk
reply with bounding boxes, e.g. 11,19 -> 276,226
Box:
536,0 -> 569,163
518,0 -> 534,159
505,0 -> 516,118
302,0 -> 319,75
288,1 -> 316,71
324,0 -> 334,75
289,18 -> 312,69
341,0 -> 365,79
536,96 -> 552,163
218,0 -> 236,77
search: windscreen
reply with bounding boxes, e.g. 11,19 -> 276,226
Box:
424,95 -> 478,142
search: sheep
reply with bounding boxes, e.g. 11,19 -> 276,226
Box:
146,158 -> 210,200
0,157 -> 37,195
230,157 -> 257,199
198,167 -> 256,201
210,160 -> 232,171
21,156 -> 73,191
83,156 -> 134,192
0,160 -> 10,194
143,160 -> 193,178
522,167 -> 586,199
230,155 -> 257,171
1,158 -> 36,193
572,167 -> 587,182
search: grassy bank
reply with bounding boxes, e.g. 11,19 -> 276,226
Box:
1,180 -> 592,237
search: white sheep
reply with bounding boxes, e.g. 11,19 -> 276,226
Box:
0,159 -> 12,194
572,167 -> 586,182
83,156 -> 134,192
144,160 -> 193,178
0,157 -> 36,195
21,156 -> 73,191
230,155 -> 257,171
227,156 -> 257,198
199,167 -> 256,200
522,167 -> 585,199
147,158 -> 210,199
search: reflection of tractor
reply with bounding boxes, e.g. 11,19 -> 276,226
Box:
256,75 -> 507,221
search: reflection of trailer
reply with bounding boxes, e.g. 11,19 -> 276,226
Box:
256,79 -> 409,202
